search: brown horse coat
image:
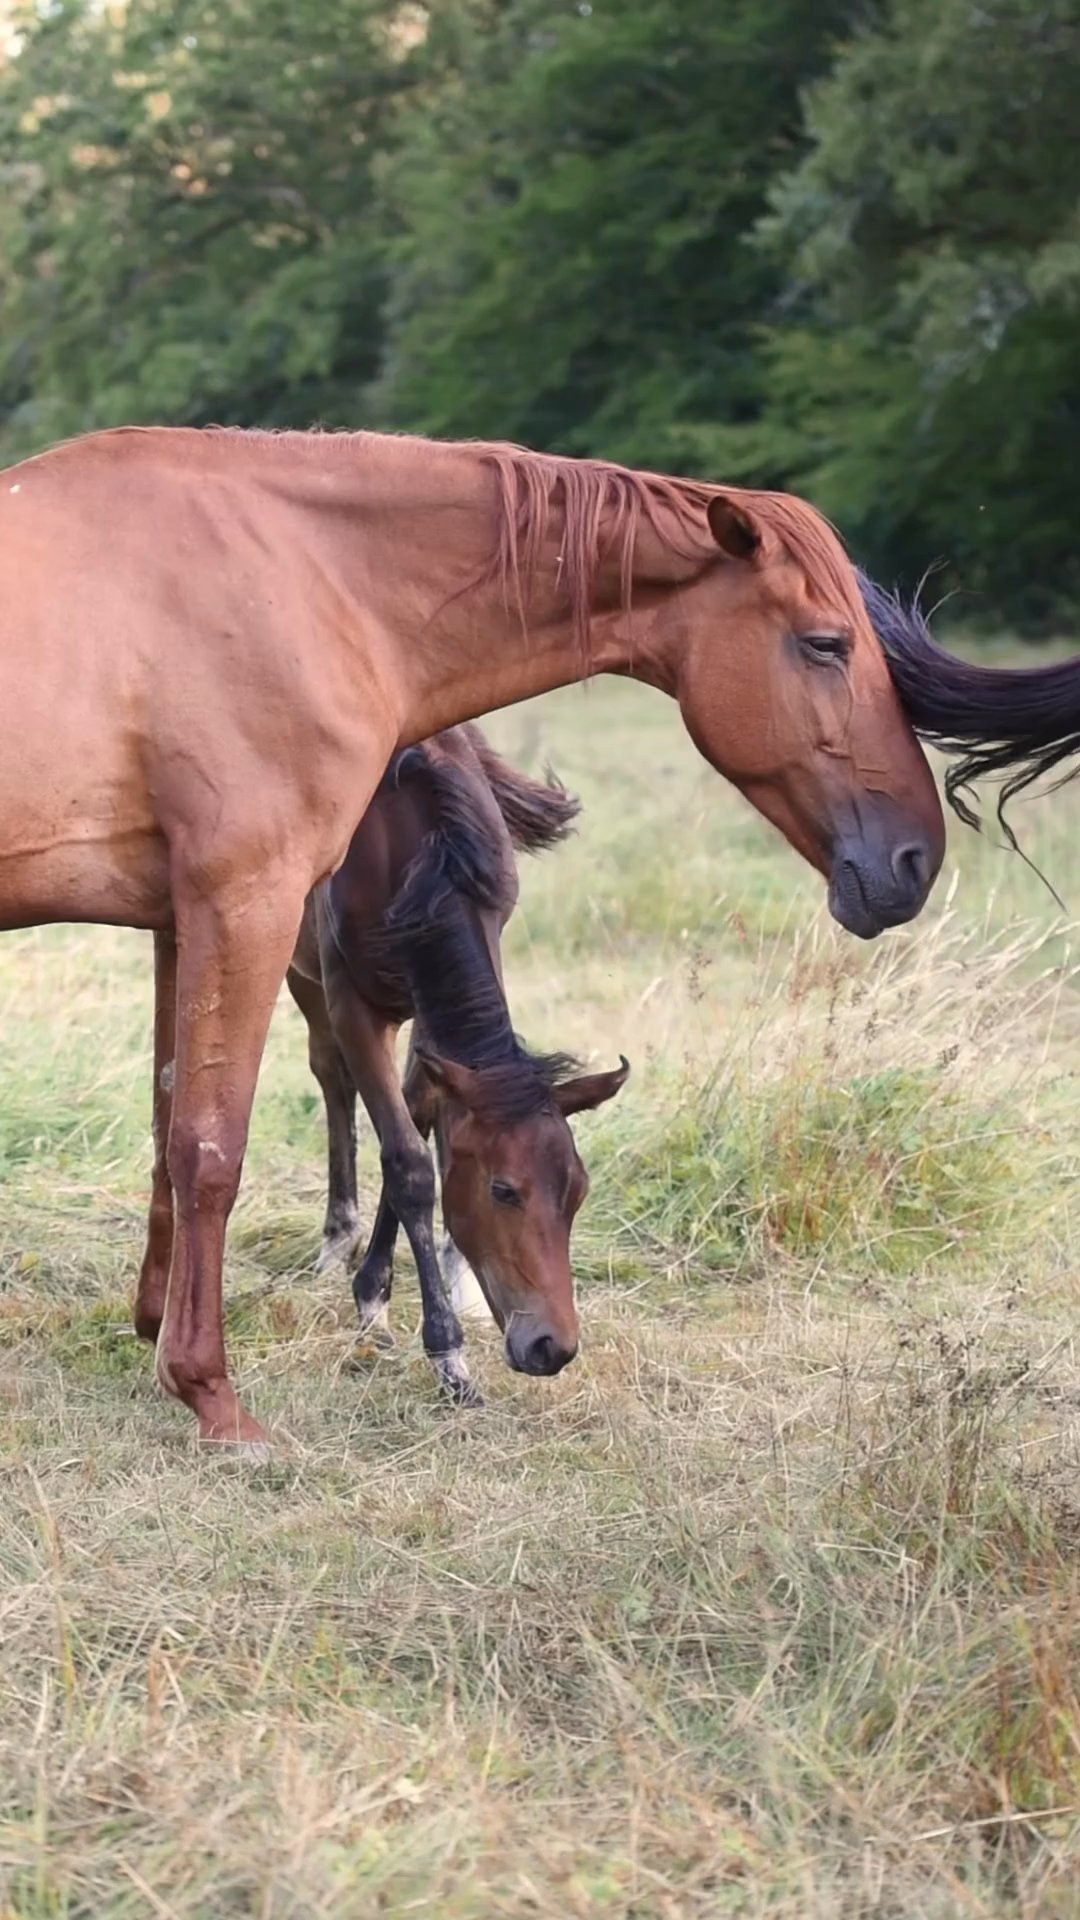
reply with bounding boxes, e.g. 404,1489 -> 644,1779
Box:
0,427 -> 944,1444
284,726 -> 625,1400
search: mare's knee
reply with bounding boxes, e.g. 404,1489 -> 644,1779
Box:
167,1125 -> 243,1214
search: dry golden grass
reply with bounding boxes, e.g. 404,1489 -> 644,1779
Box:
3,679 -> 1080,1916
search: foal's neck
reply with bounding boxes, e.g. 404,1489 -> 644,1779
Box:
403,895 -> 515,1072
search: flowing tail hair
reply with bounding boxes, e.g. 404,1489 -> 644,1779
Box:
462,724 -> 581,853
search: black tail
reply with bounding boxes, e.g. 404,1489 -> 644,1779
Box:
388,742 -> 507,923
463,725 -> 581,853
860,571 -> 1080,833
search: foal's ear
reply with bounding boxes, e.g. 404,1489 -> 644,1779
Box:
554,1055 -> 630,1118
707,493 -> 761,562
413,1045 -> 483,1106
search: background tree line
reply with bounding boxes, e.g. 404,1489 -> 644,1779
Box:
0,0 -> 1076,632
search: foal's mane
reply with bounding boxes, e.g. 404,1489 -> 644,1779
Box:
476,442 -> 864,665
384,738 -> 581,1125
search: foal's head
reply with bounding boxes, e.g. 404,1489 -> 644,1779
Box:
668,490 -> 946,938
418,1047 -> 629,1375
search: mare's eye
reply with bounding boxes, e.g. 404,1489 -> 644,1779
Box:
799,630 -> 851,664
490,1178 -> 522,1208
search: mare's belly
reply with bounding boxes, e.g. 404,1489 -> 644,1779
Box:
0,825 -> 172,931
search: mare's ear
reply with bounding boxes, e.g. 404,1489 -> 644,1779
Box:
413,1045 -> 484,1106
554,1055 -> 630,1118
707,493 -> 761,562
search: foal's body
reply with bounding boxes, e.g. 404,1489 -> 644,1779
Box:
0,425 -> 946,1444
283,724 -> 615,1402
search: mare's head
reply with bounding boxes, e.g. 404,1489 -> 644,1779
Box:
484,451 -> 946,938
668,489 -> 947,937
418,1046 -> 629,1375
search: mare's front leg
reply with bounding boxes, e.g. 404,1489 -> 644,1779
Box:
285,965 -> 360,1270
134,929 -> 177,1343
154,869 -> 307,1448
323,972 -> 479,1406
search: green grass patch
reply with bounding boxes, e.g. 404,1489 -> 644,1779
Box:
4,680 -> 1080,1915
590,1058 -> 1026,1279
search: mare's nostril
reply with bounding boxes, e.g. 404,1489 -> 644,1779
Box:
892,842 -> 928,897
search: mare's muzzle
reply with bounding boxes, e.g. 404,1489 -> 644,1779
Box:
828,806 -> 937,939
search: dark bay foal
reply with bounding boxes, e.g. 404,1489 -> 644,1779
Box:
284,725 -> 629,1404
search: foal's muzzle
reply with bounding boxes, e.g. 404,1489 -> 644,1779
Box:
505,1324 -> 578,1377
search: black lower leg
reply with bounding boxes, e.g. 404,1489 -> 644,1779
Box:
321,1063 -> 359,1255
352,1189 -> 400,1342
286,965 -> 361,1264
381,1144 -> 479,1406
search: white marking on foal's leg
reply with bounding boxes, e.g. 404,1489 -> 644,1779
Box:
316,1206 -> 361,1273
442,1234 -> 491,1323
432,1346 -> 483,1408
356,1295 -> 391,1335
351,1296 -> 395,1360
160,1059 -> 175,1093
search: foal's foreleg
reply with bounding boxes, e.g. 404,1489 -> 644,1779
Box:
285,965 -> 360,1269
134,930 -> 177,1343
349,1035 -> 438,1340
324,984 -> 478,1405
404,1033 -> 490,1327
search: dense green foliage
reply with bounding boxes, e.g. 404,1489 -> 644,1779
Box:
740,0 -> 1080,629
0,0 -> 1077,628
0,0 -> 411,446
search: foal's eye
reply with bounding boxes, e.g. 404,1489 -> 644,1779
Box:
798,630 -> 851,664
490,1178 -> 522,1208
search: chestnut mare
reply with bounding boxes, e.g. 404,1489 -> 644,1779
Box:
0,426 -> 945,1447
282,725 -> 627,1406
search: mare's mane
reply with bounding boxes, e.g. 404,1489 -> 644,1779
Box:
54,426 -> 867,671
476,441 -> 865,666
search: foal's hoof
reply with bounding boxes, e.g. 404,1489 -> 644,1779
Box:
316,1222 -> 361,1274
188,1388 -> 270,1457
348,1314 -> 396,1371
347,1337 -> 395,1373
434,1351 -> 484,1409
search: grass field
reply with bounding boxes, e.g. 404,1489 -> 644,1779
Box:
3,677 -> 1080,1917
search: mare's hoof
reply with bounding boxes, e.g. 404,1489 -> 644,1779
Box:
196,1435 -> 274,1465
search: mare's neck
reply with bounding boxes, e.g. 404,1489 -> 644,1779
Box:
292,433 -> 684,742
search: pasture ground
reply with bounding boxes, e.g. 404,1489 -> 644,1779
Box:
3,677 -> 1080,1917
